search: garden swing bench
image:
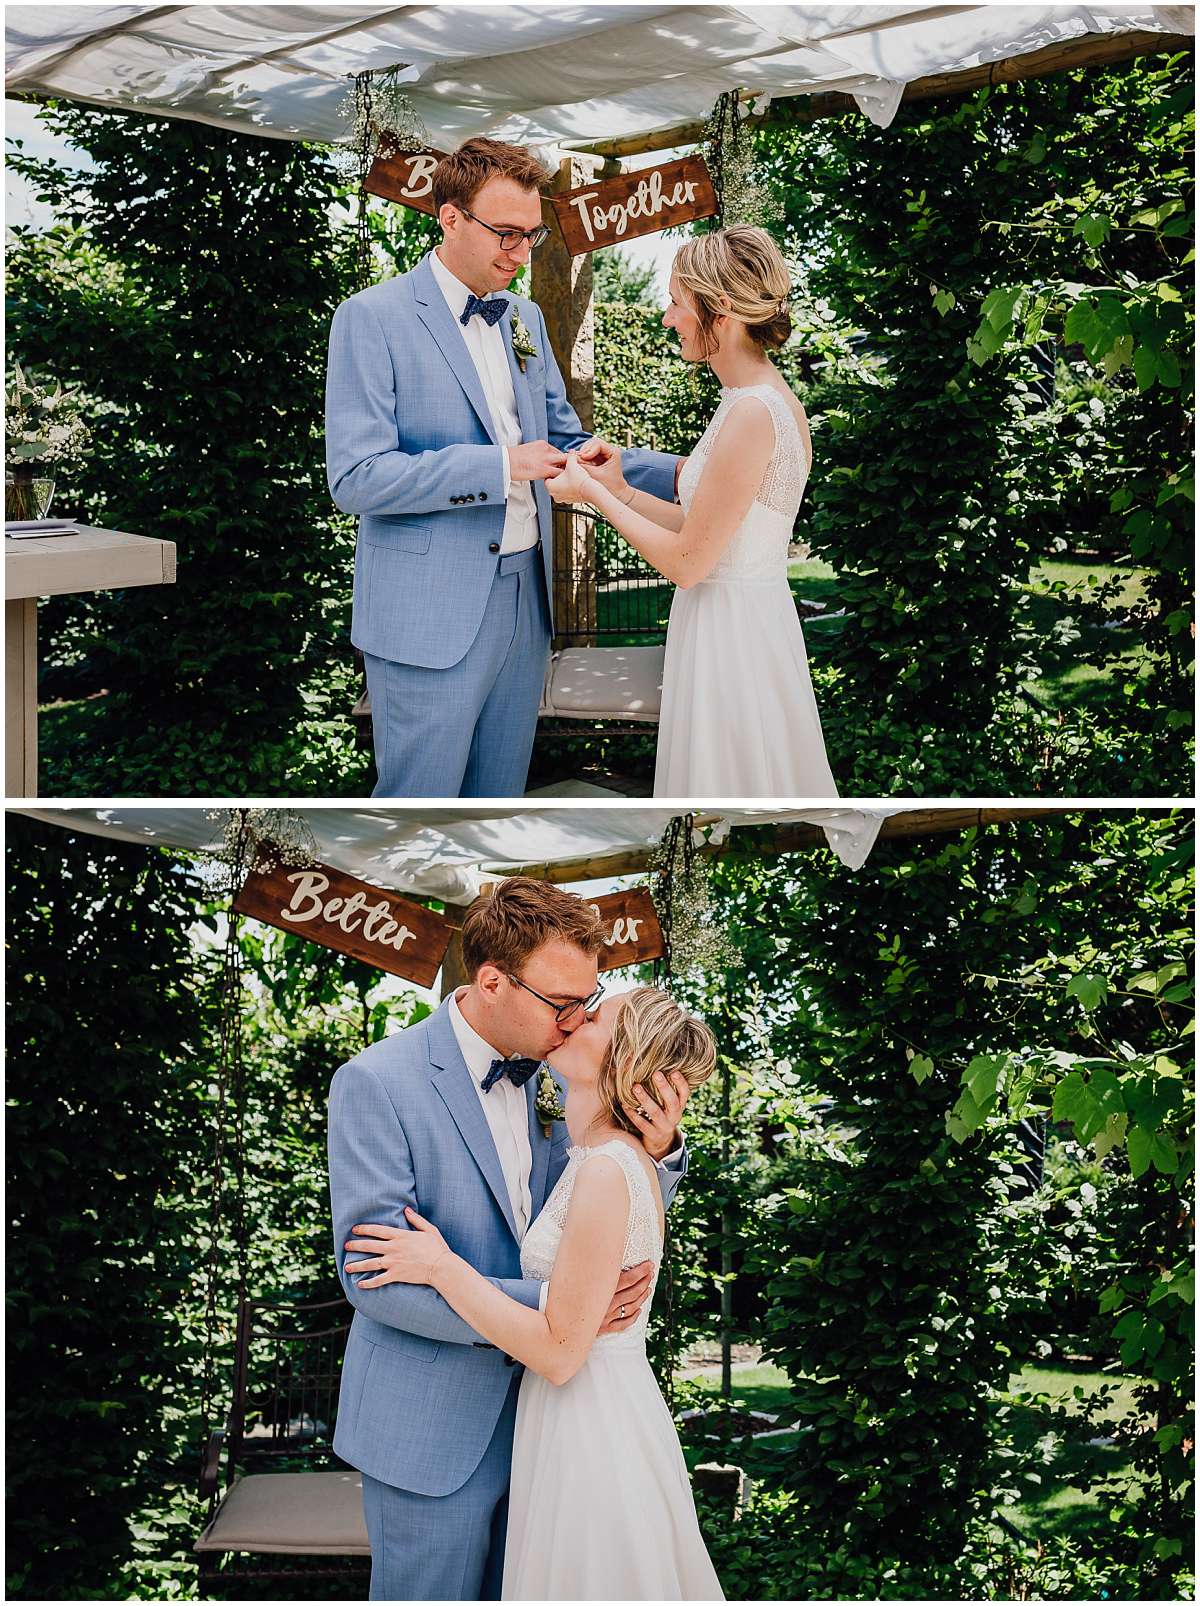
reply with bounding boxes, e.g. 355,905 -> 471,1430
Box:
195,1294 -> 370,1592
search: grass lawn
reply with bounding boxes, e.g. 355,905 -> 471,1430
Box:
681,1358 -> 1147,1545
998,1363 -> 1147,1546
1022,558 -> 1153,712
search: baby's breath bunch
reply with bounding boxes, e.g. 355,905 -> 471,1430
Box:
329,65 -> 429,183
206,808 -> 319,880
703,90 -> 782,234
650,816 -> 740,980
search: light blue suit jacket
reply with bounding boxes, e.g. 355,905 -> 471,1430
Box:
327,997 -> 688,1495
325,251 -> 680,668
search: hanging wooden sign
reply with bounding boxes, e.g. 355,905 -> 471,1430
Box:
364,145 -> 449,214
549,155 -> 718,256
233,856 -> 453,988
586,886 -> 665,971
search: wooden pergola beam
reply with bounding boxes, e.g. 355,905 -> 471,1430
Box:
494,806 -> 1080,885
574,28 -> 1193,159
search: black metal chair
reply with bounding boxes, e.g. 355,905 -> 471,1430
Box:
195,1295 -> 370,1596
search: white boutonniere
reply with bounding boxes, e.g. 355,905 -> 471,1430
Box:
534,1066 -> 565,1138
510,310 -> 538,373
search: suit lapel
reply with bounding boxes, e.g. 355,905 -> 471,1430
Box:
427,1001 -> 520,1243
411,252 -> 498,447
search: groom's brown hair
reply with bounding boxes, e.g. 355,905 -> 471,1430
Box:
433,137 -> 553,212
461,876 -> 606,976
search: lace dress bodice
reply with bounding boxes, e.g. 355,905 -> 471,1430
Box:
520,1139 -> 662,1354
676,382 -> 809,581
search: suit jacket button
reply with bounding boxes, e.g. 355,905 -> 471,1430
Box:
479,492 -> 488,501
466,494 -> 475,502
488,542 -> 500,553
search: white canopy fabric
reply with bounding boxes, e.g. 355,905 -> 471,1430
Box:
5,4 -> 1191,150
16,804 -> 897,902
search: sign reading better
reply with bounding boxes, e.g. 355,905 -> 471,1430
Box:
364,146 -> 450,214
232,856 -> 453,988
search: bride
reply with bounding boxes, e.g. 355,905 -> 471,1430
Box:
345,987 -> 723,1601
547,225 -> 838,799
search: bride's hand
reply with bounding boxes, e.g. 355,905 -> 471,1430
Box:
345,1208 -> 452,1287
545,451 -> 596,506
623,1070 -> 692,1161
577,436 -> 628,497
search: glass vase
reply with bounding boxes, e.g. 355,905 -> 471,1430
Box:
5,466 -> 56,521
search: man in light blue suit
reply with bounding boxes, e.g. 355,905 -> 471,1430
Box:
325,137 -> 682,797
328,878 -> 692,1600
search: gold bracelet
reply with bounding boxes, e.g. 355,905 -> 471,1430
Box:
619,484 -> 636,506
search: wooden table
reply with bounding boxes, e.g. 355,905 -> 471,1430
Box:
5,525 -> 177,796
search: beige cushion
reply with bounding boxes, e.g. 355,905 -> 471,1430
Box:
195,1471 -> 369,1555
540,646 -> 663,722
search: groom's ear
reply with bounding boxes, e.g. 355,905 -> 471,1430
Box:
476,962 -> 504,998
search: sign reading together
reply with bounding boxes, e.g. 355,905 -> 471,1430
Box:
549,156 -> 718,256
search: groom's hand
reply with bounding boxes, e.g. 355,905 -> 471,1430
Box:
508,441 -> 568,482
598,1261 -> 653,1334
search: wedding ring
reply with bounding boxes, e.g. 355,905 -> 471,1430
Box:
619,1304 -> 627,1320
636,1105 -> 649,1119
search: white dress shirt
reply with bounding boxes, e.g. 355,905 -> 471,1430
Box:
450,988 -> 535,1238
430,248 -> 539,555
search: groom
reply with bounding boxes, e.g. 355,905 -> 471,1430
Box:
327,877 -> 692,1600
325,137 -> 683,797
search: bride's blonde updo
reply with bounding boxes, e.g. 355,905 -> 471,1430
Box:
596,986 -> 716,1137
673,225 -> 793,356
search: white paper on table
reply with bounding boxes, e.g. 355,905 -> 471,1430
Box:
5,520 -> 80,538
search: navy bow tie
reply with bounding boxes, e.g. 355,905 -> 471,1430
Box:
461,293 -> 509,328
481,1056 -> 542,1093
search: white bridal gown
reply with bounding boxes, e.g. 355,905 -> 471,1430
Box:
654,382 -> 839,797
502,1140 -> 724,1602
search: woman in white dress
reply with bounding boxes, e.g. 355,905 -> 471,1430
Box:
353,987 -> 723,1601
547,225 -> 838,798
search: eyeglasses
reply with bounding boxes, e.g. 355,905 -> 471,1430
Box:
460,206 -> 550,252
507,972 -> 605,1024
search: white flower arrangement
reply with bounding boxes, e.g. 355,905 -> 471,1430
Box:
5,364 -> 91,469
